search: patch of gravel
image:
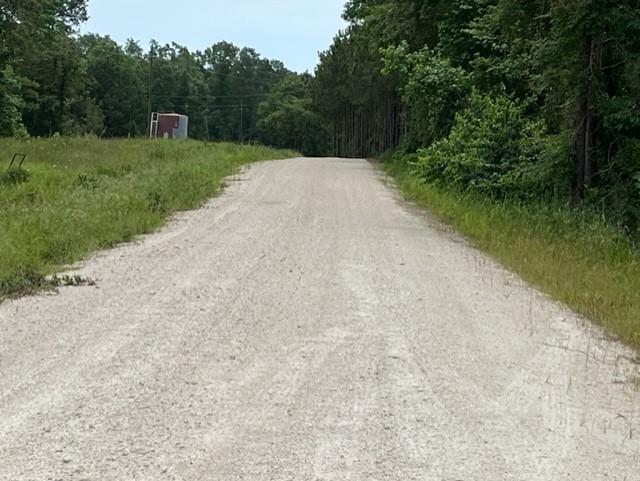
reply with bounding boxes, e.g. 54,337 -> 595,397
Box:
0,157 -> 638,480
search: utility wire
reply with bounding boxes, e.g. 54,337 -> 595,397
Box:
149,89 -> 307,100
203,71 -> 292,87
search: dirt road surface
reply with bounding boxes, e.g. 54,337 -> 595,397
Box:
1,158 -> 639,480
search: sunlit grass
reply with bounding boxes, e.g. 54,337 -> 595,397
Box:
385,158 -> 640,352
0,137 -> 296,300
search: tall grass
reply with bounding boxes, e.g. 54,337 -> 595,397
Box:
385,158 -> 640,352
0,137 -> 296,299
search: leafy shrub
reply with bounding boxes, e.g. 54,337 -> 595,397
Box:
0,167 -> 30,186
413,91 -> 555,199
73,173 -> 101,190
382,42 -> 471,149
0,269 -> 94,300
593,139 -> 640,236
0,67 -> 27,137
0,268 -> 49,298
146,189 -> 166,214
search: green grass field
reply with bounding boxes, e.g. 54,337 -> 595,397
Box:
0,137 -> 295,300
384,159 -> 640,353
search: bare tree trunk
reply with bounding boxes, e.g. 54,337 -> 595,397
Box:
573,35 -> 596,203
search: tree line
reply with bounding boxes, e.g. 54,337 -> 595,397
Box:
2,1 -> 640,233
314,0 -> 640,234
0,0 -> 328,154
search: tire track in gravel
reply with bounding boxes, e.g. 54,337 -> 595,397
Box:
0,157 -> 638,481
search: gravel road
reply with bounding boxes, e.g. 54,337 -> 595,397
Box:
1,157 -> 639,480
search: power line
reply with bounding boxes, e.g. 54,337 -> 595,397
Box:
149,89 -> 307,100
204,71 -> 292,87
153,104 -> 256,111
145,59 -> 293,88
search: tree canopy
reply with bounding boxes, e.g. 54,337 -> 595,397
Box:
313,0 -> 640,233
0,1 -> 300,142
2,0 -> 640,234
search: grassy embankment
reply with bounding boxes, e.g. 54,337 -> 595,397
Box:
384,157 -> 640,353
0,137 -> 296,300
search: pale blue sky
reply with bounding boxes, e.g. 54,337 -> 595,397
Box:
81,0 -> 348,73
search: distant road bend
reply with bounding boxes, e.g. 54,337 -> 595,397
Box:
0,157 -> 638,480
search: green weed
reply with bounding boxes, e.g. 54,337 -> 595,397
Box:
0,269 -> 96,299
0,167 -> 30,186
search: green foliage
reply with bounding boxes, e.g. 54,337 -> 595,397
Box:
382,42 -> 470,147
1,0 -> 294,142
414,91 -> 552,199
0,138 -> 296,301
315,23 -> 404,157
0,269 -> 93,300
0,167 -> 30,186
365,0 -> 640,348
72,172 -> 100,190
0,0 -> 87,63
316,0 -> 640,236
196,41 -> 290,142
78,35 -> 146,137
594,139 -> 640,236
16,30 -> 103,136
0,67 -> 26,136
0,268 -> 53,299
387,159 -> 640,352
257,75 -> 330,156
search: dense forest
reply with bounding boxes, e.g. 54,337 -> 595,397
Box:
2,0 -> 640,234
316,0 -> 640,236
0,0 -> 328,154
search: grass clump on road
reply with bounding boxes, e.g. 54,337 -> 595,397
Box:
384,158 -> 640,353
0,137 -> 295,300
